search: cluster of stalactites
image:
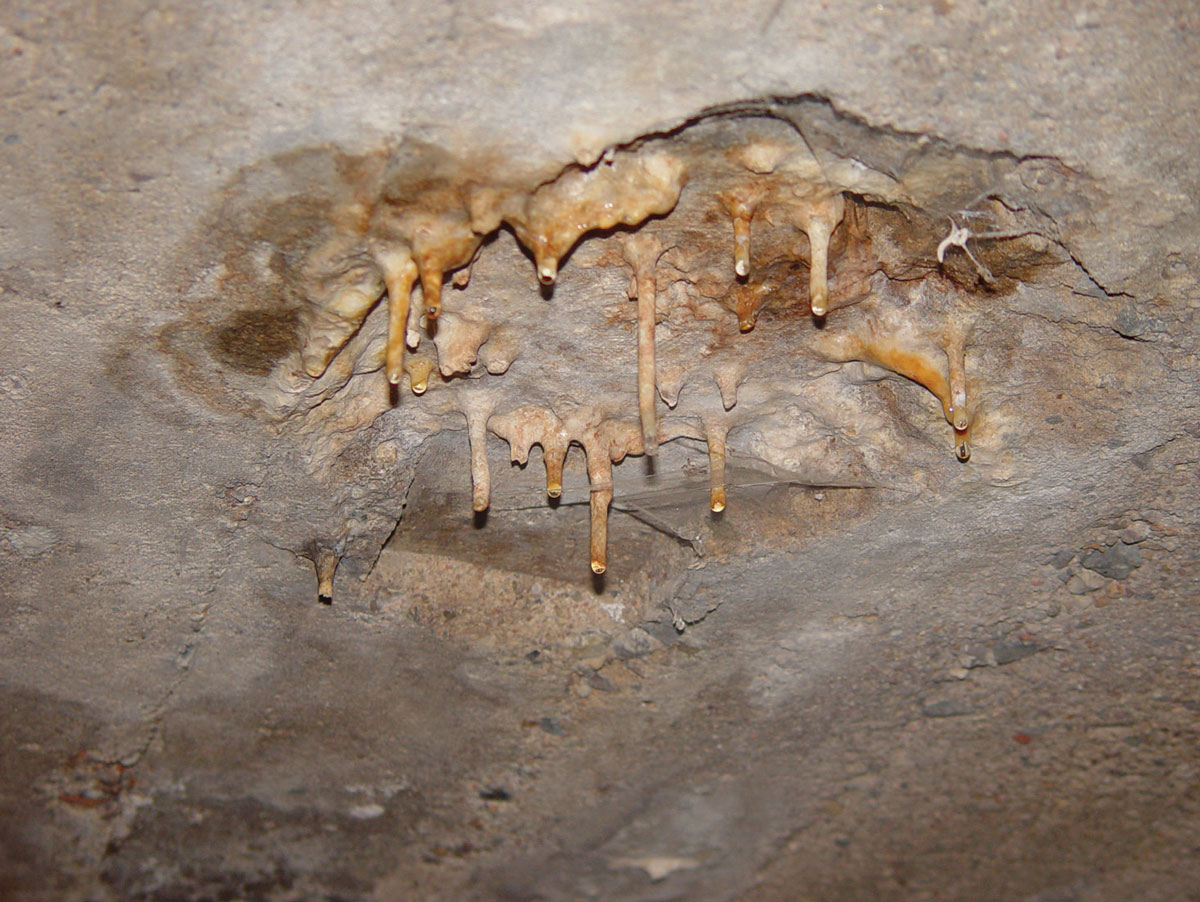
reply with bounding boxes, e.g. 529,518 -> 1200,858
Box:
708,138 -> 973,459
716,169 -> 847,316
297,139 -> 864,392
472,406 -> 732,573
487,407 -> 646,575
297,150 -> 693,394
292,135 -> 981,573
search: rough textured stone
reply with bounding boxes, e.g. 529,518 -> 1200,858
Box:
2,2 -> 1200,901
1080,542 -> 1144,580
1067,568 -> 1109,595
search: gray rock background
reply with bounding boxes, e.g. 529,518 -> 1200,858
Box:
2,1 -> 1198,900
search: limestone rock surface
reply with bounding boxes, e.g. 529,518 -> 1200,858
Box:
2,2 -> 1199,900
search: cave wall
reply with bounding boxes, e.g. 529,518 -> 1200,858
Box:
2,2 -> 1199,900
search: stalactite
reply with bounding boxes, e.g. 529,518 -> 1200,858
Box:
732,280 -> 768,333
721,186 -> 764,278
432,313 -> 493,377
504,152 -> 687,286
621,233 -> 665,455
462,399 -> 495,513
298,247 -> 385,379
314,546 -> 339,603
713,362 -> 746,412
403,355 -> 436,395
371,245 -> 419,385
704,420 -> 728,513
788,193 -> 846,317
812,323 -> 973,459
585,446 -> 613,574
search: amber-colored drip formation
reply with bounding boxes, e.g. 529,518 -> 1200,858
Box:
811,326 -> 973,462
314,548 -> 338,600
295,126 -> 986,573
789,193 -> 846,317
704,421 -> 728,513
403,356 -> 436,395
721,185 -> 765,279
621,233 -> 665,456
373,247 -> 417,385
462,398 -> 495,512
504,153 -> 688,286
489,409 -> 643,574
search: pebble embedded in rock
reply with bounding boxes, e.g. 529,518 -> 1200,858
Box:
1114,304 -> 1164,339
921,699 -> 972,718
571,637 -> 612,671
1066,569 -> 1107,594
992,639 -> 1040,665
1080,541 -> 1143,580
584,669 -> 616,692
1049,549 -> 1075,570
1119,521 -> 1152,544
642,620 -> 683,646
613,627 -> 658,659
570,673 -> 592,698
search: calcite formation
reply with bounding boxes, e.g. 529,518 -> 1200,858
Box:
274,107 -> 1061,578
